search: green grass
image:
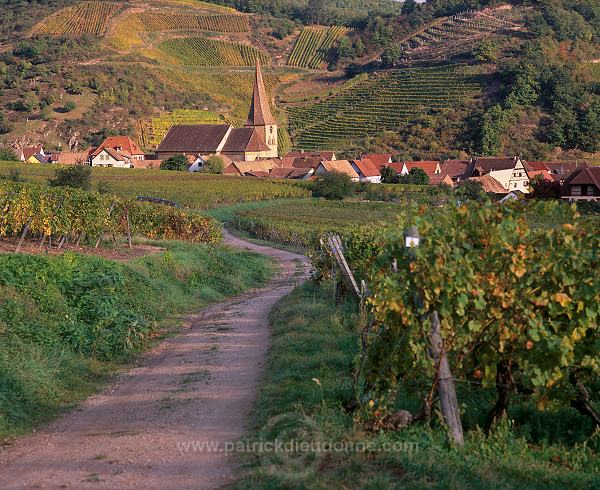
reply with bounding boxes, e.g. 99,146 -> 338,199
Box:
234,281 -> 600,489
0,241 -> 273,440
0,162 -> 310,209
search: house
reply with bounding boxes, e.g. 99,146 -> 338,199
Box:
429,174 -> 454,186
402,161 -> 442,178
351,159 -> 381,183
269,167 -> 314,179
48,150 -> 92,165
95,136 -> 145,161
223,159 -> 279,176
26,153 -> 48,164
440,159 -> 469,182
156,61 -> 278,162
561,167 -> 600,201
18,145 -> 44,162
464,156 -> 530,193
467,175 -> 509,194
361,153 -> 392,169
188,154 -> 233,172
530,161 -> 588,184
284,150 -> 336,161
91,147 -> 132,168
315,160 -> 360,181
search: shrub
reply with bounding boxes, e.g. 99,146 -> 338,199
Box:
455,179 -> 485,201
380,166 -> 399,184
201,155 -> 224,174
48,164 -> 92,190
398,167 -> 429,185
312,171 -> 355,200
160,154 -> 188,171
63,101 -> 77,112
0,148 -> 19,161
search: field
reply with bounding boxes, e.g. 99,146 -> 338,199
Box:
0,162 -> 310,209
130,12 -> 249,32
287,26 -> 348,69
401,8 -> 523,63
286,65 -> 482,150
139,109 -> 227,147
31,2 -> 123,36
159,37 -> 270,66
233,199 -> 401,248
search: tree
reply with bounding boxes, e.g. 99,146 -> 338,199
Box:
0,113 -> 13,134
380,166 -> 400,184
381,44 -> 402,67
472,39 -> 499,62
48,164 -> 92,191
455,180 -> 485,201
0,147 -> 19,161
401,0 -> 418,15
529,174 -> 560,199
63,101 -> 76,113
399,167 -> 429,185
160,154 -> 188,171
312,171 -> 355,200
202,155 -> 225,174
304,0 -> 324,24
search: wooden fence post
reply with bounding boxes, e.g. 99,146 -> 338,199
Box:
324,234 -> 364,302
404,226 -> 464,446
15,218 -> 32,253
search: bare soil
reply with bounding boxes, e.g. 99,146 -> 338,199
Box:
0,230 -> 309,489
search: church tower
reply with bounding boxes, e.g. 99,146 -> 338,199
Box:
245,60 -> 278,158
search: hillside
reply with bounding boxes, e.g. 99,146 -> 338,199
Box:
0,0 -> 598,161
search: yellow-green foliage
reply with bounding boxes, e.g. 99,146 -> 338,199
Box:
160,37 -> 270,66
139,109 -> 226,147
32,2 -> 122,36
287,26 -> 348,69
132,12 -> 248,32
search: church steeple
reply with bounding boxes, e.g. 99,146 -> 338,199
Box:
245,59 -> 276,127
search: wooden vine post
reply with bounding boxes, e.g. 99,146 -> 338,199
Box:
404,226 -> 464,446
322,234 -> 368,305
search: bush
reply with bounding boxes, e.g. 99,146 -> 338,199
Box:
312,171 -> 355,200
63,101 -> 77,112
201,155 -> 224,174
160,154 -> 188,171
380,166 -> 399,184
48,164 -> 92,190
455,179 -> 485,201
398,167 -> 429,185
0,148 -> 19,161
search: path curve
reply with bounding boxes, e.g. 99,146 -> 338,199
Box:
0,230 -> 309,490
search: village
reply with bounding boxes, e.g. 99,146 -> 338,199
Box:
13,62 -> 599,203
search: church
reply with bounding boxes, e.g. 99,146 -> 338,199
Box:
155,61 -> 278,162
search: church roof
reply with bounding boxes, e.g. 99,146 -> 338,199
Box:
156,124 -> 231,153
245,60 -> 276,127
222,127 -> 270,153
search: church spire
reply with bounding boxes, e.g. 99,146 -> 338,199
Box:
245,59 -> 276,127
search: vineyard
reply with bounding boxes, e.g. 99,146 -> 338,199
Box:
159,37 -> 270,66
0,182 -> 222,245
286,65 -> 481,150
400,8 -> 523,63
0,162 -> 310,209
32,2 -> 122,36
139,109 -> 226,147
287,26 -> 348,69
130,12 -> 249,33
158,67 -> 278,126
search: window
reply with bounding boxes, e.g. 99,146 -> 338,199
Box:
524,181 -> 529,187
514,183 -> 517,188
572,185 -> 582,196
269,126 -> 273,134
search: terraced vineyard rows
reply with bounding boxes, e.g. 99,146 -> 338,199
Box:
287,26 -> 348,69
401,8 -> 523,63
139,109 -> 226,147
160,37 -> 270,66
32,2 -> 122,36
287,66 -> 481,150
131,12 -> 249,32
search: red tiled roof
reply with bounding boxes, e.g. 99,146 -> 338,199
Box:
352,159 -> 380,177
292,156 -> 322,169
132,159 -> 161,169
383,162 -> 405,174
536,161 -> 588,174
362,153 -> 392,167
97,136 -> 144,156
317,160 -> 359,179
467,175 -> 508,194
440,159 -> 469,179
404,161 -> 441,177
101,147 -> 127,161
284,150 -> 336,160
563,166 -> 600,188
269,167 -> 295,178
21,146 -> 43,161
474,157 -> 518,172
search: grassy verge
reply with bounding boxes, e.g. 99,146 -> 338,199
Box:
234,282 -> 599,489
0,241 -> 273,440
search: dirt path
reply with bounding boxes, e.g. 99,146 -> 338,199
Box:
0,230 -> 309,490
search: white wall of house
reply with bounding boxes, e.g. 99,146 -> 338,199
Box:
91,150 -> 131,168
490,160 -> 530,193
